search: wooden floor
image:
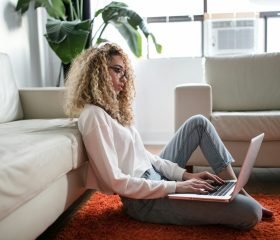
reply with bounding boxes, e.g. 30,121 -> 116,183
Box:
146,145 -> 280,194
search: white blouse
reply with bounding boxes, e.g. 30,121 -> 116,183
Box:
78,104 -> 185,199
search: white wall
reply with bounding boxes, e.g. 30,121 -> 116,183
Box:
0,0 -> 38,87
133,57 -> 203,144
0,0 -> 60,87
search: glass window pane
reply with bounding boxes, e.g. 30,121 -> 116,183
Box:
123,0 -> 204,17
148,22 -> 201,58
208,0 -> 280,13
267,18 -> 280,53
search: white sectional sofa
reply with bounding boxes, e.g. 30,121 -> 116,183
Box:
0,53 -> 88,239
175,52 -> 280,168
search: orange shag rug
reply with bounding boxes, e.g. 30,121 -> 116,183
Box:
53,192 -> 279,240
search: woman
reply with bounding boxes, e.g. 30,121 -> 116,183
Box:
65,42 -> 272,230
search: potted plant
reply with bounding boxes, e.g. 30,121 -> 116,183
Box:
16,0 -> 162,66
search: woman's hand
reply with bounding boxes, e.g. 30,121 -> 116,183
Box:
175,178 -> 215,194
183,171 -> 225,185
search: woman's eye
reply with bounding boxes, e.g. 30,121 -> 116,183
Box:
115,68 -> 121,73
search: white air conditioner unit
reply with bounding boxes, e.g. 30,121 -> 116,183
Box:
204,19 -> 258,56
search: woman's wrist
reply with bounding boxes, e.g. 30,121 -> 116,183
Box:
182,171 -> 193,181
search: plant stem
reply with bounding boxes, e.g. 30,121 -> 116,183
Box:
56,63 -> 63,87
69,2 -> 74,20
69,1 -> 79,20
76,0 -> 80,19
72,7 -> 79,20
92,23 -> 108,46
91,23 -> 105,44
97,23 -> 108,40
80,0 -> 83,20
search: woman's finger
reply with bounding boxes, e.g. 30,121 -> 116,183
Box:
211,174 -> 225,184
190,186 -> 209,194
191,181 -> 215,191
203,172 -> 225,185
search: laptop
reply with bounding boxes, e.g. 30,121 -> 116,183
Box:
168,133 -> 264,203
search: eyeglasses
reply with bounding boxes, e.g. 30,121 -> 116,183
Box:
109,65 -> 127,79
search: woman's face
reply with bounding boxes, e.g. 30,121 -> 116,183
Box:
108,55 -> 127,94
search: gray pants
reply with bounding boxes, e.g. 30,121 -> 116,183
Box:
121,115 -> 262,229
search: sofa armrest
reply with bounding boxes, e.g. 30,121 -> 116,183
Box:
19,87 -> 67,119
175,83 -> 212,130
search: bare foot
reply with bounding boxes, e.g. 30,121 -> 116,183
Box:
262,207 -> 274,220
241,189 -> 274,220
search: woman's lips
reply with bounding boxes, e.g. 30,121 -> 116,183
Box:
118,84 -> 124,91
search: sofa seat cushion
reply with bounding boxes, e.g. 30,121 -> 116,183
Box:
211,111 -> 280,141
0,119 -> 87,221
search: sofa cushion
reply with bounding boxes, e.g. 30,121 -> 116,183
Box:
205,53 -> 280,111
0,53 -> 23,123
211,111 -> 280,141
0,119 -> 87,221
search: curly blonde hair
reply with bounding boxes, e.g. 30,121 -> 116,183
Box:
64,43 -> 135,126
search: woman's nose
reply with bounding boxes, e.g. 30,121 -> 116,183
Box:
120,75 -> 127,82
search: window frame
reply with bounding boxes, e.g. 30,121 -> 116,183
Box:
145,2 -> 280,57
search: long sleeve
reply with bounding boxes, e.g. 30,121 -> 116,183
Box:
145,150 -> 185,181
78,105 -> 177,199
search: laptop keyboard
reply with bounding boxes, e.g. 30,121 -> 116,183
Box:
208,181 -> 235,196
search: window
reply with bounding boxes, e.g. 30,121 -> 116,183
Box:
123,0 -> 203,17
267,17 -> 280,53
208,0 -> 280,13
206,0 -> 280,56
148,21 -> 202,58
91,1 -> 280,58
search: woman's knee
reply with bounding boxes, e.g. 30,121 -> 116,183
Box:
188,114 -> 208,122
244,204 -> 262,230
185,114 -> 209,129
232,195 -> 262,230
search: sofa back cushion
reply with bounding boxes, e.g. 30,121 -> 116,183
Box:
205,52 -> 280,111
0,53 -> 23,123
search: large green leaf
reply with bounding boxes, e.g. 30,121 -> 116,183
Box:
95,1 -> 161,55
108,6 -> 162,53
16,0 -> 65,19
45,18 -> 91,64
108,19 -> 142,57
149,33 -> 162,54
15,0 -> 31,14
95,1 -> 128,19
